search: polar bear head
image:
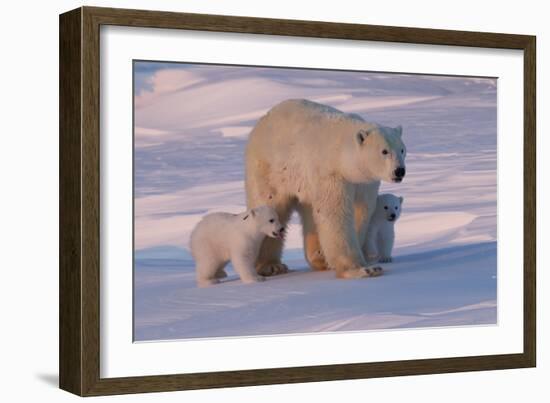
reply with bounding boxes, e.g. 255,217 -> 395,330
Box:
245,205 -> 284,239
375,193 -> 404,222
346,124 -> 407,183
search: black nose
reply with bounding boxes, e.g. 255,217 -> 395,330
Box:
390,213 -> 396,219
394,167 -> 406,178
279,227 -> 285,233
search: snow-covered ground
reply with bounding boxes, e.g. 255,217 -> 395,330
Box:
133,62 -> 497,341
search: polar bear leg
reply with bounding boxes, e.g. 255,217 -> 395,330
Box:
354,202 -> 368,250
232,254 -> 265,284
254,198 -> 293,276
245,161 -> 291,276
365,228 -> 379,261
195,256 -> 227,287
355,182 -> 380,258
378,226 -> 395,263
298,204 -> 329,271
314,181 -> 382,278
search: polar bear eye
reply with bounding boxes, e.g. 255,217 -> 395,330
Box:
395,207 -> 398,210
269,219 -> 275,223
382,149 -> 389,155
384,206 -> 388,210
401,149 -> 404,154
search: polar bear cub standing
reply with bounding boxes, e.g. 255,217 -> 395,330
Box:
365,194 -> 404,263
190,206 -> 284,287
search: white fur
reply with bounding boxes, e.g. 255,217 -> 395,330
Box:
190,206 -> 283,287
245,99 -> 407,278
365,194 -> 404,263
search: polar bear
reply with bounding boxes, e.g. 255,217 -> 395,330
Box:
245,99 -> 407,279
364,194 -> 404,263
190,206 -> 284,287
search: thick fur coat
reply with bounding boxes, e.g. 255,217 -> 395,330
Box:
364,193 -> 404,263
190,206 -> 283,287
245,99 -> 406,279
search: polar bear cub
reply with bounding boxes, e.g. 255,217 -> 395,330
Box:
190,206 -> 284,287
365,194 -> 404,263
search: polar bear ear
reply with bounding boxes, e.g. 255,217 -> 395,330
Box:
396,125 -> 403,137
243,209 -> 256,220
356,129 -> 371,145
399,196 -> 404,205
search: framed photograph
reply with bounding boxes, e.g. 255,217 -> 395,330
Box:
59,6 -> 536,396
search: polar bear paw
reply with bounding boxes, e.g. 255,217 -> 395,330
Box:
197,278 -> 221,288
360,266 -> 383,277
257,262 -> 289,277
241,275 -> 266,284
339,266 -> 383,279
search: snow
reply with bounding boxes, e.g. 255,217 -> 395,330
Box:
133,63 -> 497,341
211,126 -> 252,138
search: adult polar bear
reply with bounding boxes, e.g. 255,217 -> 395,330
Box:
245,99 -> 406,279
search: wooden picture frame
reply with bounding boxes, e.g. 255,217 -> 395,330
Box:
59,6 -> 536,396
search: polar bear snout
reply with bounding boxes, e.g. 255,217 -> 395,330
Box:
395,167 -> 406,178
271,227 -> 286,239
393,167 -> 406,182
